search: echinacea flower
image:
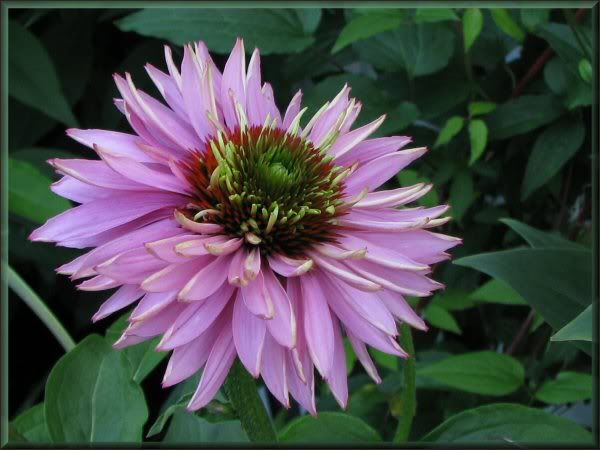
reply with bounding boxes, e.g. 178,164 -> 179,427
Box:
30,38 -> 460,413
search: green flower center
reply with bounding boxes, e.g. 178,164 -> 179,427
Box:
180,125 -> 349,256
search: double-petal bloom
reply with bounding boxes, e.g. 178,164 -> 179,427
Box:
31,39 -> 460,413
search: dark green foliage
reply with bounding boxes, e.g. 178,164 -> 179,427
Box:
7,6 -> 593,446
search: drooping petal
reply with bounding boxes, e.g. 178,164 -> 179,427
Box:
261,333 -> 290,408
232,290 -> 266,377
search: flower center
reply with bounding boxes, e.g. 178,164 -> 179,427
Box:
180,125 -> 348,256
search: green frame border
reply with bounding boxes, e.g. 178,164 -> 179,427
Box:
0,1 -> 598,447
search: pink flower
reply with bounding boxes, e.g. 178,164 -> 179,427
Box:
30,38 -> 460,413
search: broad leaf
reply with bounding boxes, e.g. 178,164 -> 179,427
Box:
468,101 -> 496,116
422,403 -> 592,443
520,9 -> 550,32
278,412 -> 381,443
106,313 -> 168,383
8,21 -> 77,126
417,351 -> 524,396
414,8 -> 458,23
470,279 -> 526,306
11,404 -> 51,443
449,170 -> 477,223
116,9 -> 321,54
45,335 -> 148,443
491,9 -> 525,42
535,372 -> 593,405
455,248 -> 591,332
163,411 -> 248,443
468,119 -> 488,165
522,116 -> 585,199
487,95 -> 564,140
332,10 -> 404,53
353,23 -> 455,77
462,9 -> 483,51
434,116 -> 464,148
9,158 -> 71,223
500,218 -> 584,249
424,304 -> 462,334
551,305 -> 592,343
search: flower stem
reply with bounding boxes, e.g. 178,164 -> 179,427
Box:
6,264 -> 75,352
223,359 -> 277,443
393,324 -> 416,443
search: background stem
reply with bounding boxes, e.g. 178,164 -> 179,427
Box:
7,264 -> 75,352
393,324 -> 416,443
223,359 -> 277,443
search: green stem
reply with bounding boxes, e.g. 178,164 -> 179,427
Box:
6,264 -> 75,352
393,324 -> 416,443
223,359 -> 277,443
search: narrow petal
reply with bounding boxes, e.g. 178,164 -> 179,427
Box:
141,257 -> 212,292
263,267 -> 296,348
300,272 -> 335,379
66,128 -> 154,162
178,254 -> 233,302
261,333 -> 290,408
346,330 -> 381,384
232,290 -> 266,377
328,317 -> 348,409
240,271 -> 274,319
92,285 -> 144,322
187,318 -> 236,411
220,38 -> 246,130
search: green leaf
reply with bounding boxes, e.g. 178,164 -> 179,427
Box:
424,304 -> 462,334
432,289 -> 476,311
462,9 -> 483,52
468,101 -> 496,116
9,158 -> 71,223
500,218 -> 585,250
522,116 -> 585,200
414,8 -> 458,23
434,116 -> 464,148
343,338 -> 357,374
449,170 -> 477,223
544,57 -> 592,109
45,335 -> 148,443
8,21 -> 77,126
116,9 -> 320,54
417,352 -> 524,396
353,23 -> 455,77
535,372 -> 592,405
551,305 -> 591,343
470,279 -> 526,306
487,95 -> 564,140
455,248 -> 591,333
520,9 -> 549,32
578,59 -> 592,83
106,313 -> 168,383
163,410 -> 248,443
278,412 -> 381,443
536,23 -> 584,71
11,404 -> 51,443
332,10 -> 404,53
421,403 -> 593,443
491,9 -> 525,42
468,119 -> 488,165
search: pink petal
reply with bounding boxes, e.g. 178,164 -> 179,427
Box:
240,271 -> 274,319
141,257 -> 212,292
178,254 -> 233,302
335,136 -> 412,166
261,333 -> 290,408
263,267 -> 296,348
329,115 -> 385,159
327,317 -> 348,409
66,128 -> 154,162
346,330 -> 381,384
220,38 -> 246,130
187,317 -> 236,411
299,272 -> 335,379
232,290 -> 266,377
344,147 -> 428,196
130,290 -> 177,322
92,285 -> 144,322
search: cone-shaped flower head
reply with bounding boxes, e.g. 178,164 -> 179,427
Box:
31,38 -> 460,413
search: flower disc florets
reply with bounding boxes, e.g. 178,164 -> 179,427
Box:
180,124 -> 348,257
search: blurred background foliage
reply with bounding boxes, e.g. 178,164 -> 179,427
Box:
7,6 -> 595,446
